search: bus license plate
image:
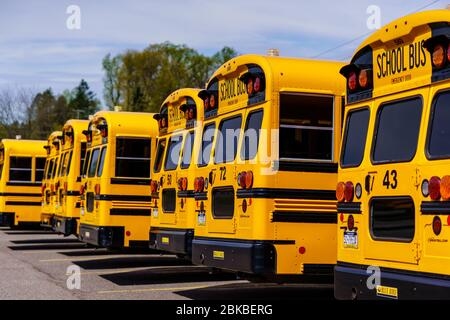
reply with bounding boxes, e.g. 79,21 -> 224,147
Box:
198,212 -> 206,226
343,231 -> 358,248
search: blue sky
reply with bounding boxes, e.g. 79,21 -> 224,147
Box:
0,0 -> 446,106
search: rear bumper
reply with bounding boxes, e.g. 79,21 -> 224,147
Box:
78,224 -> 124,249
53,216 -> 78,236
0,212 -> 14,227
149,227 -> 193,256
40,213 -> 54,229
191,237 -> 276,275
335,262 -> 450,300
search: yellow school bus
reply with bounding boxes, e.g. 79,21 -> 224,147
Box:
53,120 -> 88,236
78,111 -> 157,249
149,88 -> 203,258
190,54 -> 345,280
0,139 -> 46,228
41,131 -> 62,228
335,10 -> 450,299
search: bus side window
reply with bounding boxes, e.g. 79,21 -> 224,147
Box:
97,147 -> 107,177
79,142 -> 87,176
9,157 -> 32,182
115,137 -> 151,178
58,152 -> 66,177
65,151 -> 73,176
88,148 -> 100,178
153,139 -> 166,174
82,150 -> 91,177
46,159 -> 54,180
198,123 -> 216,167
241,110 -> 263,161
35,157 -> 46,182
215,116 -> 242,164
279,93 -> 334,161
180,131 -> 195,169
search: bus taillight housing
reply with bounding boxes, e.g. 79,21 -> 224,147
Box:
429,176 -> 441,201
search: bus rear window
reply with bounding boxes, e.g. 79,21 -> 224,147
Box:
9,157 -> 32,182
427,91 -> 450,158
97,147 -> 107,177
372,97 -> 422,163
88,148 -> 100,178
241,110 -> 263,161
215,116 -> 242,164
198,123 -> 216,167
181,131 -> 195,169
153,139 -> 166,173
370,197 -> 415,242
341,108 -> 370,167
82,150 -> 91,177
115,138 -> 151,178
279,93 -> 334,161
164,135 -> 183,171
35,157 -> 46,182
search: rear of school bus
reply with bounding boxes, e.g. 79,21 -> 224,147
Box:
335,10 -> 450,300
149,88 -> 203,258
78,111 -> 157,249
40,131 -> 62,228
191,54 -> 345,280
53,120 -> 88,236
0,139 -> 46,228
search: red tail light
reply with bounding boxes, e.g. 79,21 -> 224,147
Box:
254,77 -> 261,92
182,178 -> 188,191
194,178 -> 199,192
94,184 -> 101,195
178,178 -> 183,191
358,69 -> 370,88
238,172 -> 247,188
433,216 -> 442,236
198,177 -> 205,192
344,181 -> 354,202
64,182 -> 68,192
348,71 -> 357,91
41,185 -> 46,196
429,176 -> 441,201
55,181 -> 60,190
80,184 -> 85,195
440,175 -> 450,200
347,215 -> 355,230
245,171 -> 253,189
336,182 -> 345,202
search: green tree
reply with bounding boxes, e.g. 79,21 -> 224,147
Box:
68,79 -> 100,119
102,53 -> 122,109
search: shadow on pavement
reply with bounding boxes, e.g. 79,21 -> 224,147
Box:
176,282 -> 334,300
8,243 -> 88,251
74,255 -> 189,270
100,266 -> 238,286
10,238 -> 80,245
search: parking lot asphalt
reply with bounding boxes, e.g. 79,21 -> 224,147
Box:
0,227 -> 334,300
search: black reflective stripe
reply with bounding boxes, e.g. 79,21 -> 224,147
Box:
275,161 -> 338,173
237,188 -> 336,200
6,182 -> 41,187
178,190 -> 195,198
337,202 -> 362,214
110,208 -> 151,216
194,192 -> 207,201
272,211 -> 337,223
65,191 -> 81,196
95,194 -> 152,202
110,178 -> 151,186
193,236 -> 294,245
421,201 -> 450,215
6,201 -> 41,206
0,192 -> 41,197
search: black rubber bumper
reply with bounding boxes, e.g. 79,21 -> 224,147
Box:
335,262 -> 450,300
78,224 -> 124,248
53,216 -> 78,236
0,212 -> 14,227
191,237 -> 276,275
149,227 -> 194,256
40,214 -> 54,229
